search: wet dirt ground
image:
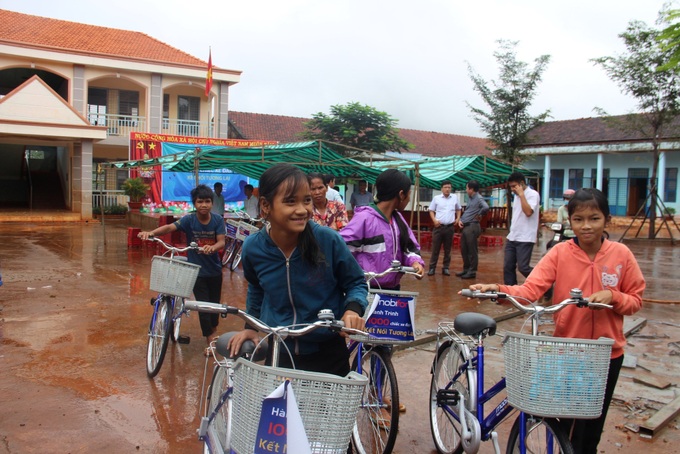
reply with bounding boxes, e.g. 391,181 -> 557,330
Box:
1,220 -> 679,453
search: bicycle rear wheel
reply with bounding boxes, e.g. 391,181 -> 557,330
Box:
228,242 -> 242,272
505,415 -> 573,454
146,296 -> 171,378
171,297 -> 183,343
351,346 -> 399,454
221,238 -> 237,267
429,340 -> 476,454
202,364 -> 233,454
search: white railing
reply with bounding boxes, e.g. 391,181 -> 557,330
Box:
162,118 -> 214,137
86,110 -> 213,138
92,190 -> 128,208
88,112 -> 147,137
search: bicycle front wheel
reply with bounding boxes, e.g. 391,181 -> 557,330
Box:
429,340 -> 475,454
228,242 -> 242,272
505,415 -> 573,454
171,297 -> 183,343
351,346 -> 399,454
203,364 -> 232,453
146,296 -> 171,378
221,237 -> 237,267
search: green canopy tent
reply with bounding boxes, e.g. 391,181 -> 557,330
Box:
365,155 -> 538,190
101,140 -> 536,237
164,140 -> 391,184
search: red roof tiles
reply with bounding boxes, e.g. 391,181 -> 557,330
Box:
227,111 -> 491,157
527,115 -> 680,146
0,9 -> 208,68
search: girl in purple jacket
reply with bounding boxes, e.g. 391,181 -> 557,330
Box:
341,169 -> 425,290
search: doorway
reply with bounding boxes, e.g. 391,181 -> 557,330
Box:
627,168 -> 648,216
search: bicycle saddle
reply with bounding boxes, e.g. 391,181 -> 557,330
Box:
215,332 -> 268,361
454,312 -> 497,337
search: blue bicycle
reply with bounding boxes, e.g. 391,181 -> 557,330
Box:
145,236 -> 199,378
429,289 -> 614,454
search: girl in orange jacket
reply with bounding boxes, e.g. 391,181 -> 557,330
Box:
468,188 -> 645,454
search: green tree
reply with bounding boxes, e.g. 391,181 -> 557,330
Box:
593,19 -> 680,239
657,8 -> 680,70
301,102 -> 412,156
466,40 -> 551,166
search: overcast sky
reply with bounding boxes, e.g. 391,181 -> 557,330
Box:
3,0 -> 674,137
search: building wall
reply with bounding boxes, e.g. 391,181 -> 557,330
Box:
522,151 -> 680,215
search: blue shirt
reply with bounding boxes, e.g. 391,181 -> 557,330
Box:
174,213 -> 226,277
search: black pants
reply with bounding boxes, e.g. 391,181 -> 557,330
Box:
503,240 -> 534,285
269,335 -> 351,377
460,223 -> 481,272
193,274 -> 223,337
560,354 -> 624,454
429,224 -> 454,270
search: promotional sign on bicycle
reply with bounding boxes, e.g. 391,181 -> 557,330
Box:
254,381 -> 310,454
364,290 -> 417,342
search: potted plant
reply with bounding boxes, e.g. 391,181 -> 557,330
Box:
664,207 -> 676,220
122,177 -> 150,212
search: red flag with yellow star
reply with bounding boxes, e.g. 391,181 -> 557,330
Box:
205,49 -> 213,98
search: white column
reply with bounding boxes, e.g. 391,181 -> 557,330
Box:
596,153 -> 603,191
543,154 -> 551,210
658,151 -> 666,214
72,141 -> 93,219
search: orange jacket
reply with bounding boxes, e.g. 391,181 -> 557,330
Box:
499,239 -> 645,358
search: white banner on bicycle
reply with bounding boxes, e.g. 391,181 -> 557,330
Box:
364,290 -> 417,342
253,380 -> 311,454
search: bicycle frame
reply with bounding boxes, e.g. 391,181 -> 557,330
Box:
348,339 -> 389,404
443,339 -> 513,438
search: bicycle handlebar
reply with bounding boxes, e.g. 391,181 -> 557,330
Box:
460,288 -> 613,313
225,209 -> 265,224
183,300 -> 367,339
364,260 -> 420,282
146,236 -> 198,253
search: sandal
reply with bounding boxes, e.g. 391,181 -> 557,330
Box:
383,397 -> 407,413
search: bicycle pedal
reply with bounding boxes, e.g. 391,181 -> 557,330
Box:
436,389 -> 460,406
177,335 -> 191,344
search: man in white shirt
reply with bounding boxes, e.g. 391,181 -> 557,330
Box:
212,182 -> 225,216
427,180 -> 461,276
243,184 -> 259,219
503,172 -> 541,285
324,174 -> 343,202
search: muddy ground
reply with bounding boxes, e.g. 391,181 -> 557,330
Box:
0,221 -> 679,453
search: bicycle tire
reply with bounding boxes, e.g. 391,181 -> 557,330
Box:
222,238 -> 237,267
203,364 -> 232,453
505,415 -> 573,454
429,340 -> 476,454
229,242 -> 242,272
351,346 -> 399,454
146,296 -> 171,378
171,297 -> 183,343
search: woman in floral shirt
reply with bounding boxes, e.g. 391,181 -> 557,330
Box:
308,172 -> 349,230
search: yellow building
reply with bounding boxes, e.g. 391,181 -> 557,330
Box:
0,9 -> 240,219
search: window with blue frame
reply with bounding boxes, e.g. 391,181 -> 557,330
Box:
568,169 -> 584,190
549,169 -> 564,198
665,168 -> 677,203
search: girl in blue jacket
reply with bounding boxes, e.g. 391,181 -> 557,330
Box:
227,164 -> 368,376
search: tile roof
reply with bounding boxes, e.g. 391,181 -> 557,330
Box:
527,115 -> 680,146
227,111 -> 491,157
0,9 -> 208,68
